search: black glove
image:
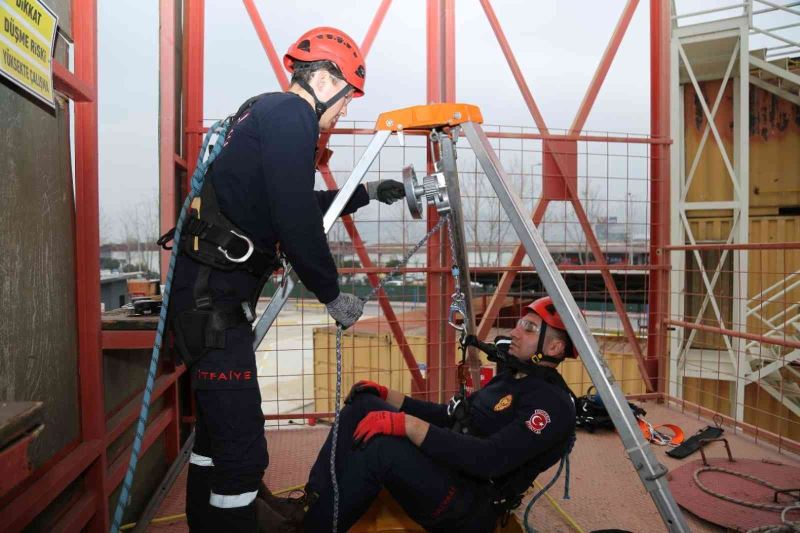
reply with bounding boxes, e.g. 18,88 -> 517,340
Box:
366,179 -> 405,205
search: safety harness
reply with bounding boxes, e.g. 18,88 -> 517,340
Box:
457,336 -> 577,528
158,93 -> 284,367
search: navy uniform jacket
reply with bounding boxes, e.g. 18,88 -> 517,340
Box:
172,92 -> 369,315
401,368 -> 576,491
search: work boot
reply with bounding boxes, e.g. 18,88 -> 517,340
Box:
256,482 -> 307,529
255,497 -> 295,532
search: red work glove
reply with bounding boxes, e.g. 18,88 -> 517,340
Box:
344,380 -> 388,404
353,411 -> 406,447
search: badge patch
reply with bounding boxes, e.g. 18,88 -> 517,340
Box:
525,409 -> 551,434
493,394 -> 513,412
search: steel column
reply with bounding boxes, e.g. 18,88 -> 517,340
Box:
159,0 -> 177,282
72,0 -> 107,529
183,0 -> 205,181
648,0 -> 671,394
425,0 -> 457,400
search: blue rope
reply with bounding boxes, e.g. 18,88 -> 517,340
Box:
523,432 -> 576,533
109,119 -> 230,533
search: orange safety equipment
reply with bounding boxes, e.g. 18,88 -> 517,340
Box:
523,296 -> 579,359
637,417 -> 685,447
284,26 -> 366,97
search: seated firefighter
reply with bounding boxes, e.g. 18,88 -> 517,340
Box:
268,296 -> 578,532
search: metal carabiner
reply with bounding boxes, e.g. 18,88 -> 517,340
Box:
448,297 -> 466,331
218,230 -> 255,263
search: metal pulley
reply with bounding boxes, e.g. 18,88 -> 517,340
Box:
402,164 -> 451,219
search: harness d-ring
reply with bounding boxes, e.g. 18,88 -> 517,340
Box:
218,230 -> 255,263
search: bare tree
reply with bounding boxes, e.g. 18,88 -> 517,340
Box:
116,189 -> 159,274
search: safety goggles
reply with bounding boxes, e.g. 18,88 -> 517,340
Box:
515,318 -> 540,334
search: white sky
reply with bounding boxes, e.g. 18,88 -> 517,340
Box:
96,1 -> 797,242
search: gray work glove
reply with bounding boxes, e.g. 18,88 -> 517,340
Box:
326,292 -> 364,329
366,179 -> 405,205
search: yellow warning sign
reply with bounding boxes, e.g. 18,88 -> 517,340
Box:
0,0 -> 58,108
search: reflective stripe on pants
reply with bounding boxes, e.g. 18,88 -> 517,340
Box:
210,490 -> 258,509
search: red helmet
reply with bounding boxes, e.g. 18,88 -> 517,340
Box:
523,296 -> 578,358
284,27 -> 366,97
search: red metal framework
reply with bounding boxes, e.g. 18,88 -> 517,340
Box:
1,1 -> 678,530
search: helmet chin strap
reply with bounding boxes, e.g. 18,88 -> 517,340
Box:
296,78 -> 352,120
530,322 -> 564,365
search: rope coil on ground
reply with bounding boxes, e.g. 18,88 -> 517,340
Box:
694,466 -> 800,513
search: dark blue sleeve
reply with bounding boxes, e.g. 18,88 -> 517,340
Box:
258,99 -> 340,304
313,185 -> 370,216
400,396 -> 451,427
419,389 -> 574,480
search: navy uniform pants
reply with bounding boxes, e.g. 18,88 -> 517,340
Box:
185,325 -> 267,533
305,394 -> 498,532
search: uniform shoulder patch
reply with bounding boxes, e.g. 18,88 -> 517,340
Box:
493,394 -> 513,412
525,409 -> 551,434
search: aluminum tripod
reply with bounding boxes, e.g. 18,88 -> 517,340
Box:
251,103 -> 689,532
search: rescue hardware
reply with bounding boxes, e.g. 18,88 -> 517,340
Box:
253,103 -> 691,532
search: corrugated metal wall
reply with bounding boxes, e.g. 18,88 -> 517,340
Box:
0,0 -> 79,467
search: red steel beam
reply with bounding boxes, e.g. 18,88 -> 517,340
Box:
105,366 -> 186,446
442,0 -> 462,395
360,0 -> 393,58
666,319 -> 800,350
106,408 -> 174,496
51,491 -> 97,533
183,0 -> 205,180
475,2 -> 653,389
242,0 -> 289,90
0,440 -> 102,532
337,264 -> 660,274
101,329 -> 156,350
569,0 -> 639,135
318,164 -> 425,389
479,0 -> 549,133
159,0 -> 177,282
476,199 -> 550,339
648,0 -> 671,395
72,0 -> 108,529
52,60 -> 95,102
552,149 -> 656,391
331,128 -> 672,144
474,2 -> 654,390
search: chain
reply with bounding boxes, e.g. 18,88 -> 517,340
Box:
446,217 -> 468,336
330,212 -> 450,533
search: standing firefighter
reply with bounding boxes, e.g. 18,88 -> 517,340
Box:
293,296 -> 577,532
167,27 -> 404,532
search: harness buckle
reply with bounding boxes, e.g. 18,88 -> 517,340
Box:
218,230 -> 255,263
